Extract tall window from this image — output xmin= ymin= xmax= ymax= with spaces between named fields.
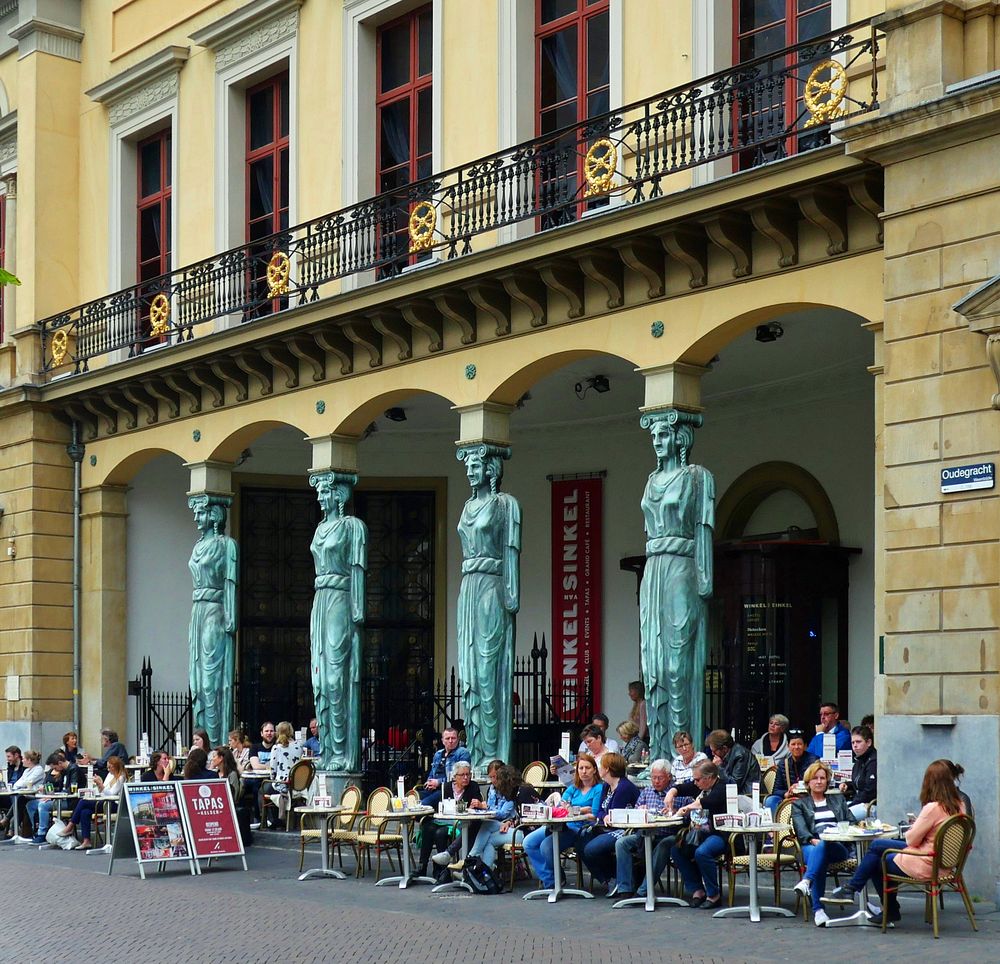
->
xmin=734 ymin=0 xmax=831 ymax=169
xmin=246 ymin=71 xmax=290 ymax=315
xmin=136 ymin=129 xmax=171 ymax=343
xmin=376 ymin=5 xmax=432 ymax=273
xmin=535 ymin=0 xmax=609 ymax=226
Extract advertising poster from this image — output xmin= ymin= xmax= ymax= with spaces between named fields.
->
xmin=127 ymin=784 xmax=191 ymax=861
xmin=178 ymin=779 xmax=244 ymax=861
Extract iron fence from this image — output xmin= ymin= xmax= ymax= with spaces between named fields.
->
xmin=128 ymin=658 xmax=193 ymax=753
xmin=39 ymin=21 xmax=881 ymax=375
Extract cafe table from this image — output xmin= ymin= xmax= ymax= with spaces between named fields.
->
xmin=294 ymin=805 xmax=346 ymax=881
xmin=712 ymin=823 xmax=796 ymax=923
xmin=820 ymin=823 xmax=897 ymax=928
xmin=3 ymin=789 xmax=41 ymax=844
xmin=86 ymin=796 xmax=119 ymax=855
xmin=32 ymin=791 xmax=79 ymax=845
xmin=608 ymin=815 xmax=687 ymax=912
xmin=431 ymin=809 xmax=496 ymax=894
xmin=521 ymin=815 xmax=595 ymax=904
xmin=374 ymin=805 xmax=437 ymax=890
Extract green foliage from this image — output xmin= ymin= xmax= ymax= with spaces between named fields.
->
xmin=0 ymin=267 xmax=20 ymax=286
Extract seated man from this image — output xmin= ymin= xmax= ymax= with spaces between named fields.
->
xmin=707 ymin=729 xmax=760 ymax=795
xmin=765 ymin=729 xmax=817 ymax=814
xmin=419 ymin=726 xmax=471 ymax=808
xmin=303 ymin=718 xmax=321 ymax=756
xmin=839 ymin=725 xmax=876 ymax=820
xmin=28 ymin=751 xmax=71 ymax=844
xmin=78 ymin=728 xmax=129 ymax=780
xmin=0 ymin=746 xmax=25 ymax=834
xmin=807 ymin=702 xmax=851 ymax=758
xmin=612 ymin=759 xmax=693 ymax=899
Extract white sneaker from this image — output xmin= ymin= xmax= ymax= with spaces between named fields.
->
xmin=431 ymin=850 xmax=452 ymax=866
xmin=794 ymin=878 xmax=811 ymax=897
xmin=250 ymin=822 xmax=261 ymax=830
xmin=814 ymin=909 xmax=830 ymax=927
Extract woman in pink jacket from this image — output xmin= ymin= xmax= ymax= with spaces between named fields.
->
xmin=824 ymin=759 xmax=968 ymax=925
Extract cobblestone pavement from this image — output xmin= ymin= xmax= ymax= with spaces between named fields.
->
xmin=0 ymin=835 xmax=995 ymax=963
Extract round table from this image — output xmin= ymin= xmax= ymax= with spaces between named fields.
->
xmin=608 ymin=816 xmax=687 ymax=912
xmin=2 ymin=789 xmax=41 ymax=844
xmin=819 ymin=825 xmax=897 ymax=928
xmin=520 ymin=815 xmax=595 ymax=904
xmin=431 ymin=810 xmax=496 ymax=894
xmin=294 ymin=805 xmax=346 ymax=881
xmin=712 ymin=823 xmax=796 ymax=923
xmin=374 ymin=805 xmax=436 ymax=890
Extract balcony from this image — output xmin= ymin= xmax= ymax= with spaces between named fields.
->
xmin=39 ymin=21 xmax=882 ymax=380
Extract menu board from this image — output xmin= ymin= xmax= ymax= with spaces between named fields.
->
xmin=177 ymin=780 xmax=245 ymax=862
xmin=110 ymin=782 xmax=197 ymax=879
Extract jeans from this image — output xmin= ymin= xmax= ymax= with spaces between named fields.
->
xmin=615 ymin=832 xmax=678 ymax=895
xmin=581 ymin=830 xmax=618 ymax=884
xmin=801 ymin=840 xmax=851 ymax=911
xmin=468 ymin=819 xmax=517 ymax=868
xmin=848 ymin=837 xmax=903 ymax=912
xmin=670 ymin=833 xmax=726 ymax=899
xmin=25 ymin=799 xmax=59 ymax=837
xmin=523 ymin=825 xmax=583 ymax=889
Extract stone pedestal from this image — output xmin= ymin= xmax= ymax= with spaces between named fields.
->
xmin=316 ymin=770 xmax=363 ymax=802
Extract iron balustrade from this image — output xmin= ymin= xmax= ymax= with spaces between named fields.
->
xmin=39 ymin=22 xmax=881 ymax=375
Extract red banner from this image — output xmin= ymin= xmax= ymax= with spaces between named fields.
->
xmin=551 ymin=477 xmax=603 ymax=715
xmin=178 ymin=780 xmax=243 ymax=860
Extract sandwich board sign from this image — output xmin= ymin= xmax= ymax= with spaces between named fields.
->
xmin=177 ymin=779 xmax=247 ymax=870
xmin=109 ymin=782 xmax=198 ymax=879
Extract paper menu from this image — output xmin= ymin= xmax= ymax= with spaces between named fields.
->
xmin=726 ymin=783 xmax=739 ymax=814
xmin=821 ymin=733 xmax=836 ymax=763
xmin=751 ymin=781 xmax=760 ymax=810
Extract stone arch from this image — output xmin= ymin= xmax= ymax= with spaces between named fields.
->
xmin=486 ymin=348 xmax=643 ymax=407
xmin=333 ymin=387 xmax=459 ymax=437
xmin=716 ymin=460 xmax=840 ymax=543
xmin=208 ymin=419 xmax=308 ymax=464
xmin=102 ymin=446 xmax=185 ymax=486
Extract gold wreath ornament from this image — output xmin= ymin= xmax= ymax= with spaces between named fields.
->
xmin=149 ymin=293 xmax=170 ymax=336
xmin=804 ymin=60 xmax=849 ymax=128
xmin=266 ymin=251 xmax=291 ymax=298
xmin=50 ymin=327 xmax=69 ymax=366
xmin=408 ymin=201 xmax=436 ymax=253
xmin=583 ymin=138 xmax=617 ymax=197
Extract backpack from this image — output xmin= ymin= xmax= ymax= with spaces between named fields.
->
xmin=462 ymin=856 xmax=502 ymax=895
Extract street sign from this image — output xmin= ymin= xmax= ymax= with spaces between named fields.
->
xmin=940 ymin=462 xmax=994 ymax=494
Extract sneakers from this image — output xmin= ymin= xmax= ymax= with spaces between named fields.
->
xmin=31 ymin=835 xmax=48 ymax=845
xmin=605 ymin=882 xmax=620 ymax=898
xmin=814 ymin=909 xmax=830 ymax=927
xmin=447 ymin=859 xmax=464 ymax=871
xmin=793 ymin=878 xmax=812 ymax=898
xmin=250 ymin=821 xmax=261 ymax=830
xmin=431 ymin=850 xmax=452 ymax=866
xmin=822 ymin=885 xmax=857 ymax=904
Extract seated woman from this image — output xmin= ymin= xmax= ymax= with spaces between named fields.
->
xmin=140 ymin=751 xmax=175 ymax=783
xmin=59 ymin=755 xmax=126 ymax=849
xmin=260 ymin=721 xmax=304 ymax=828
xmin=616 ymin=721 xmax=648 ymax=765
xmin=191 ymin=729 xmax=212 ymax=754
xmin=765 ymin=729 xmax=817 ymax=815
xmin=751 ymin=714 xmax=791 ymax=766
xmin=825 ymin=759 xmax=968 ymax=926
xmin=466 ymin=763 xmax=539 ymax=871
xmin=665 ymin=760 xmax=730 ymax=909
xmin=670 ymin=731 xmax=707 ymax=785
xmin=523 ymin=754 xmax=603 ymax=889
xmin=417 ymin=760 xmax=482 ymax=878
xmin=213 ymin=746 xmax=242 ymax=801
xmin=839 ymin=725 xmax=877 ymax=821
xmin=182 ymin=748 xmax=216 ymax=780
xmin=228 ymin=729 xmax=250 ymax=773
xmin=791 ymin=760 xmax=855 ymax=926
xmin=580 ymin=752 xmax=642 ymax=895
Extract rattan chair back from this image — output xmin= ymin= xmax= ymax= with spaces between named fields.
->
xmin=338 ymin=784 xmax=362 ymax=828
xmin=289 ymin=759 xmax=316 ymax=793
xmin=936 ymin=813 xmax=975 ymax=873
xmin=366 ymin=786 xmax=392 ymax=830
xmin=522 ymin=761 xmax=548 ymax=787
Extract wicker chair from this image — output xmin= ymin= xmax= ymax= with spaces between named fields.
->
xmin=496 ymin=825 xmax=530 ymax=892
xmin=761 ymin=767 xmax=778 ymax=796
xmin=262 ymin=758 xmax=316 ymax=830
xmin=881 ymin=813 xmax=977 ymax=938
xmin=726 ymin=798 xmax=801 ymax=907
xmin=354 ymin=787 xmax=404 ymax=881
xmin=297 ymin=783 xmax=363 ymax=872
xmin=522 ymin=761 xmax=548 ymax=789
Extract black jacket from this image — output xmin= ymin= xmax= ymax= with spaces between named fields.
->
xmin=720 ymin=743 xmax=760 ymax=795
xmin=847 ymin=747 xmax=877 ymax=804
xmin=674 ymin=777 xmax=731 ymax=839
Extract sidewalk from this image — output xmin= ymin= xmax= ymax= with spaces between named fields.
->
xmin=0 ymin=831 xmax=994 ymax=963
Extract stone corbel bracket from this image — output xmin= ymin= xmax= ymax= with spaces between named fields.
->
xmin=953 ymin=274 xmax=1000 ymax=410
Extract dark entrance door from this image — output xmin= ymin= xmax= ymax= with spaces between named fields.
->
xmin=238 ymin=486 xmax=319 ymax=731
xmin=708 ymin=540 xmax=859 ymax=745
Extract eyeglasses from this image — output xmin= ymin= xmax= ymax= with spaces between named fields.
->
xmin=674 ymin=740 xmax=692 ymax=748
xmin=787 ymin=730 xmax=804 ymax=738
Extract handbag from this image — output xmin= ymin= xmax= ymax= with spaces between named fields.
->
xmin=46 ymin=818 xmax=78 ymax=851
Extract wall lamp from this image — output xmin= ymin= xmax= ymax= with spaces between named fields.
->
xmin=384 ymin=407 xmax=407 ymax=422
xmin=755 ymin=322 xmax=784 ymax=343
xmin=574 ymin=374 xmax=611 ymax=399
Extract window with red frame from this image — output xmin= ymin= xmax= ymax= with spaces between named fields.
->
xmin=376 ymin=5 xmax=432 ymax=274
xmin=734 ymin=0 xmax=831 ymax=169
xmin=246 ymin=71 xmax=290 ymax=315
xmin=536 ymin=0 xmax=609 ymax=227
xmin=136 ymin=128 xmax=172 ymax=342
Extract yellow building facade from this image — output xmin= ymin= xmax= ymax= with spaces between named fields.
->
xmin=0 ymin=0 xmax=999 ymax=890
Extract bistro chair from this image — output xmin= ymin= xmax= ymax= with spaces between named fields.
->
xmin=264 ymin=758 xmax=316 ymax=831
xmin=727 ymin=798 xmax=801 ymax=907
xmin=761 ymin=767 xmax=778 ymax=796
xmin=297 ymin=783 xmax=363 ymax=872
xmin=497 ymin=825 xmax=531 ymax=892
xmin=522 ymin=761 xmax=548 ymax=789
xmin=354 ymin=787 xmax=404 ymax=881
xmin=881 ymin=813 xmax=977 ymax=938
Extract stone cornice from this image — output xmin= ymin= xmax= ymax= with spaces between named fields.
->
xmin=189 ymin=0 xmax=303 ymax=57
xmin=874 ymin=0 xmax=984 ymax=29
xmin=86 ymin=46 xmax=189 ymax=110
xmin=8 ymin=15 xmax=82 ymax=60
xmin=953 ymin=275 xmax=1000 ymax=334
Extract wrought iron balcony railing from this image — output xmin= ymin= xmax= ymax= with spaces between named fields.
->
xmin=39 ymin=21 xmax=881 ymax=376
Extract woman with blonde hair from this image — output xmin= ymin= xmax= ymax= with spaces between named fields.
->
xmin=59 ymin=755 xmax=127 ymax=849
xmin=616 ymin=720 xmax=648 ymax=764
xmin=260 ymin=721 xmax=303 ymax=829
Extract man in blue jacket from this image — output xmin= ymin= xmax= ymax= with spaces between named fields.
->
xmin=420 ymin=727 xmax=471 ymax=807
xmin=807 ymin=703 xmax=851 ymax=759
